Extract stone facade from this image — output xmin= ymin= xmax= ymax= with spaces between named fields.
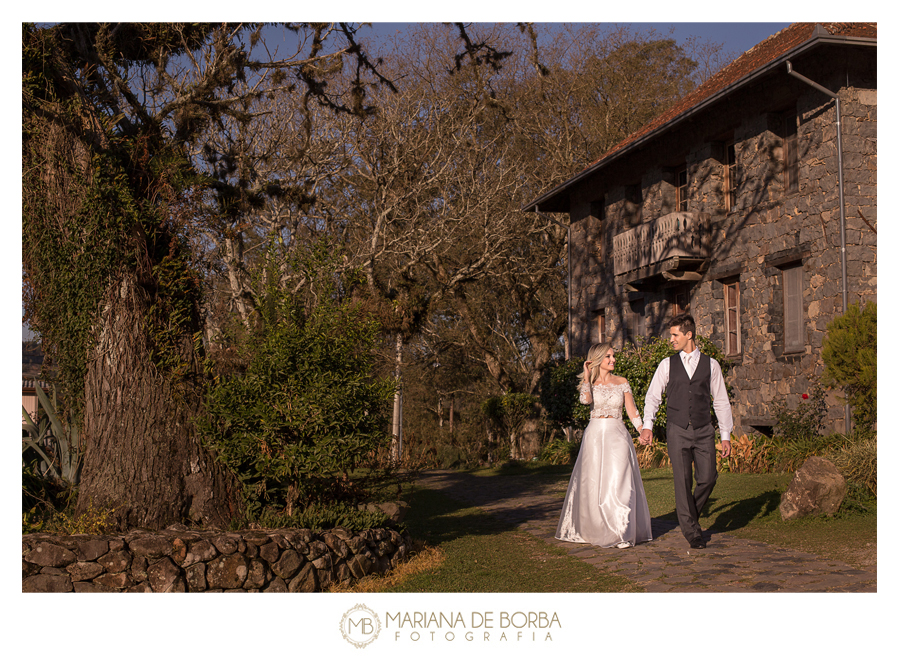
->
xmin=542 ymin=27 xmax=876 ymax=436
xmin=22 ymin=525 xmax=410 ymax=592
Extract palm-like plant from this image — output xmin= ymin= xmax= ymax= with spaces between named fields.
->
xmin=22 ymin=384 xmax=81 ymax=486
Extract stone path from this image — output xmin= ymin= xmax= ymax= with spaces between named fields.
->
xmin=414 ymin=469 xmax=877 ymax=593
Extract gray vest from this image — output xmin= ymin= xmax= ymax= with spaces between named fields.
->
xmin=666 ymin=353 xmax=713 ymax=429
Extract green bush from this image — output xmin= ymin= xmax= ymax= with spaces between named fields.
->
xmin=538 ymin=436 xmax=581 ymax=465
xmin=436 ymin=444 xmax=466 ymax=470
xmin=827 ymin=431 xmax=877 ymax=498
xmin=198 ymin=262 xmax=396 ymax=526
xmin=254 ymin=501 xmax=392 ymax=532
xmin=22 ymin=460 xmax=69 ymax=534
xmin=481 ymin=392 xmax=539 ymax=459
xmin=822 ymin=302 xmax=876 ymax=430
xmin=538 ymin=357 xmax=589 ymax=431
xmin=772 ymin=384 xmax=828 ymax=443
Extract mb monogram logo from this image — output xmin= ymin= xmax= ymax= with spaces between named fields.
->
xmin=340 ymin=604 xmax=382 ymax=648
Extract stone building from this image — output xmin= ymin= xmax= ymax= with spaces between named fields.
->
xmin=529 ymin=23 xmax=876 ymax=436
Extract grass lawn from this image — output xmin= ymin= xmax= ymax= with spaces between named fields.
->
xmin=332 ymin=461 xmax=875 ymax=592
xmin=349 ymin=486 xmax=642 ymax=593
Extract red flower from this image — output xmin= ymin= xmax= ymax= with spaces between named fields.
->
xmin=802 ymin=394 xmax=809 ymax=399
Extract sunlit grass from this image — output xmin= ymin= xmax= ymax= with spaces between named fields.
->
xmin=333 ymin=486 xmax=641 ymax=593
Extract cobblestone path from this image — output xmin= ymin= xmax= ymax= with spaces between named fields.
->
xmin=414 ymin=469 xmax=877 ymax=593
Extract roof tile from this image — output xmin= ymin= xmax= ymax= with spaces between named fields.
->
xmin=591 ymin=22 xmax=877 ymax=166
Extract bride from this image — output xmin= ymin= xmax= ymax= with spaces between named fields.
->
xmin=555 ymin=342 xmax=653 ymax=549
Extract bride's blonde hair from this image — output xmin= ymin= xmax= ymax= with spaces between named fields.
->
xmin=583 ymin=341 xmax=614 ymax=386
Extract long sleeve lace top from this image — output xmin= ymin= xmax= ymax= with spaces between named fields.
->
xmin=579 ymin=380 xmax=643 ymax=431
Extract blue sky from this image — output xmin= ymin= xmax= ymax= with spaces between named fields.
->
xmin=358 ymin=22 xmax=791 ymax=60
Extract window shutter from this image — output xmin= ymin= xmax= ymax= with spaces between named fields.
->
xmin=725 ymin=282 xmax=740 ymax=355
xmin=784 ymin=265 xmax=804 ymax=351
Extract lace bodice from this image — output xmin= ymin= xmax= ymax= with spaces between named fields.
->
xmin=580 ymin=380 xmax=632 ymax=420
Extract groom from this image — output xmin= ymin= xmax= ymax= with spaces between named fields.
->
xmin=639 ymin=314 xmax=733 ymax=550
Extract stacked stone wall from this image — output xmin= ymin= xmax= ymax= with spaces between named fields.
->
xmin=22 ymin=525 xmax=410 ymax=593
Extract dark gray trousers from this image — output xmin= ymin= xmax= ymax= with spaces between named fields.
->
xmin=666 ymin=422 xmax=718 ymax=542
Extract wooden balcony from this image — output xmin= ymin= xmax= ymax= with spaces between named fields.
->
xmin=612 ymin=211 xmax=710 ymax=289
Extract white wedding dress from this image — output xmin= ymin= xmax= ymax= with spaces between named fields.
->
xmin=555 ymin=380 xmax=653 ymax=548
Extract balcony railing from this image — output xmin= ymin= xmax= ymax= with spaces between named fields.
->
xmin=612 ymin=211 xmax=710 ymax=279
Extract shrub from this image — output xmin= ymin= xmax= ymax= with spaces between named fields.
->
xmin=21 ymin=383 xmax=82 ymax=487
xmin=827 ymin=431 xmax=877 ymax=497
xmin=822 ymin=302 xmax=876 ymax=430
xmin=254 ymin=502 xmax=392 ymax=532
xmin=772 ymin=384 xmax=828 ymax=442
xmin=538 ymin=357 xmax=589 ymax=431
xmin=481 ymin=392 xmax=539 ymax=459
xmin=538 ymin=437 xmax=580 ymax=465
xmin=198 ymin=255 xmax=396 ymax=526
xmin=401 ymin=423 xmax=499 ymax=471
xmin=22 ymin=460 xmax=69 ymax=534
xmin=635 ymin=441 xmax=671 ymax=469
xmin=51 ymin=499 xmax=118 ymax=535
xmin=22 ymin=384 xmax=83 ymax=534
xmin=718 ymin=434 xmax=776 ymax=474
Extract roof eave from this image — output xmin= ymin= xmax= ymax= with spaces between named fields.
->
xmin=527 ymin=30 xmax=876 ymax=214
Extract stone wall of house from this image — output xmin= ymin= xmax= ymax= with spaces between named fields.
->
xmin=22 ymin=525 xmax=410 ymax=593
xmin=566 ymin=48 xmax=876 ymax=436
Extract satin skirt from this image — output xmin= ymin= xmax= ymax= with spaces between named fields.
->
xmin=555 ymin=418 xmax=653 ymax=547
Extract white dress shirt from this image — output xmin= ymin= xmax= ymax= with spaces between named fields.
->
xmin=641 ymin=348 xmax=734 ymax=440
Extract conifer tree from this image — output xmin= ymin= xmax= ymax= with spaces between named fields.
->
xmin=822 ymin=302 xmax=877 ymax=431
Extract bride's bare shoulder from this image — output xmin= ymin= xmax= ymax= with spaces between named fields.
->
xmin=612 ymin=375 xmax=629 ymax=386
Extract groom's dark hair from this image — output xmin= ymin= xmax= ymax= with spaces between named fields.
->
xmin=669 ymin=313 xmax=696 ymax=339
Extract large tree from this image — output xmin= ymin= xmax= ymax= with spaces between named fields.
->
xmin=22 ymin=22 xmax=390 ymax=529
xmin=332 ymin=23 xmax=714 ymax=393
xmin=309 ymin=23 xmax=726 ymax=460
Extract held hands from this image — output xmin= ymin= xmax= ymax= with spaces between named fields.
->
xmin=639 ymin=428 xmax=653 ymax=446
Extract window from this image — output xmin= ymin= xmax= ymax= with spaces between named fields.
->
xmin=626 ymin=298 xmax=645 ymax=344
xmin=782 ymin=264 xmax=804 ymax=352
xmin=667 ymin=285 xmax=691 ymax=317
xmin=675 ymin=167 xmax=689 ymax=212
xmin=724 ymin=142 xmax=738 ymax=211
xmin=781 ymin=110 xmax=799 ymax=194
xmin=589 ymin=310 xmax=606 ymax=345
xmin=723 ymin=280 xmax=741 ymax=355
xmin=590 ymin=198 xmax=606 ymax=222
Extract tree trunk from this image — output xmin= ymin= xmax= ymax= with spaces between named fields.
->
xmin=224 ymin=236 xmax=252 ymax=330
xmin=519 ymin=418 xmax=542 ymax=460
xmin=449 ymin=396 xmax=455 ymax=434
xmin=390 ymin=333 xmax=403 ymax=463
xmin=76 ymin=274 xmax=237 ymax=530
xmin=452 ymin=288 xmax=515 ymax=392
